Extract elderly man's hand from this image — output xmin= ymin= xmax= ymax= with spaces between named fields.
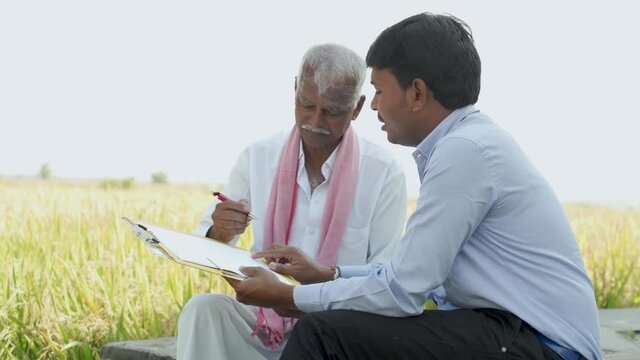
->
xmin=252 ymin=245 xmax=335 ymax=285
xmin=226 ymin=267 xmax=297 ymax=310
xmin=207 ymin=199 xmax=251 ymax=242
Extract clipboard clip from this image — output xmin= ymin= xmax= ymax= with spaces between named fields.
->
xmin=122 ymin=217 xmax=159 ymax=244
xmin=122 ymin=217 xmax=171 ymax=259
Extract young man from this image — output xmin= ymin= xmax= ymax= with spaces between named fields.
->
xmin=229 ymin=13 xmax=602 ymax=360
xmin=176 ymin=44 xmax=407 ymax=360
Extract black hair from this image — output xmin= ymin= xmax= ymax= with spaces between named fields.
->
xmin=366 ymin=13 xmax=481 ymax=110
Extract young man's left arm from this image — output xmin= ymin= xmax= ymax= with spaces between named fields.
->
xmin=230 ymin=138 xmax=496 ymax=315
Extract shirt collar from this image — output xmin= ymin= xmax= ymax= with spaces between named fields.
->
xmin=412 ymin=105 xmax=478 ymax=181
xmin=298 ymin=140 xmax=341 ymax=173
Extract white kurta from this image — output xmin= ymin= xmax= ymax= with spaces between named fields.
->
xmin=178 ymin=131 xmax=407 ymax=360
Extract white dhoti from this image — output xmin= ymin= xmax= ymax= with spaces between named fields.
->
xmin=177 ymin=293 xmax=290 ymax=360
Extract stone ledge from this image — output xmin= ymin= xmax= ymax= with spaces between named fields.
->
xmin=603 ymin=350 xmax=640 ymax=360
xmin=101 ymin=337 xmax=176 ymax=360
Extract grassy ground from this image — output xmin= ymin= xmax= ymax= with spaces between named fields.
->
xmin=1 ymin=179 xmax=638 ymax=359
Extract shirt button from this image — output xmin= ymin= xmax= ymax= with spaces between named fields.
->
xmin=501 ymin=347 xmax=507 ymax=353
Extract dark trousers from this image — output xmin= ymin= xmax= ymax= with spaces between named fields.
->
xmin=281 ymin=308 xmax=564 ymax=360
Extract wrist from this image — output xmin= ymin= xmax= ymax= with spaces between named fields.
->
xmin=330 ymin=265 xmax=340 ymax=280
xmin=276 ymin=284 xmax=296 ymax=309
xmin=205 ymin=225 xmax=216 ymax=239
xmin=318 ymin=265 xmax=338 ymax=283
xmin=206 ymin=225 xmax=233 ymax=243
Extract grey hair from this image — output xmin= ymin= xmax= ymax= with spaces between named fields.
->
xmin=296 ymin=44 xmax=366 ymax=105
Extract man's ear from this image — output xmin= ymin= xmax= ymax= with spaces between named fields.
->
xmin=407 ymin=78 xmax=429 ymax=112
xmin=352 ymin=95 xmax=366 ymax=121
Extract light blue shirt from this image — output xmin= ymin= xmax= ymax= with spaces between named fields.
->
xmin=294 ymin=105 xmax=602 ymax=360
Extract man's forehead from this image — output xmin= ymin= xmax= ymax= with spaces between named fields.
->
xmin=370 ymin=67 xmax=389 ymax=83
xmin=298 ymin=80 xmax=354 ymax=106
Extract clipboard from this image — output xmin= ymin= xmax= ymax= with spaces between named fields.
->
xmin=122 ymin=217 xmax=298 ymax=285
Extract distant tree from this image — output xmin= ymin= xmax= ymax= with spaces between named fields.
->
xmin=39 ymin=163 xmax=52 ymax=179
xmin=151 ymin=172 xmax=168 ymax=184
xmin=121 ymin=177 xmax=134 ymax=189
xmin=100 ymin=177 xmax=135 ymax=190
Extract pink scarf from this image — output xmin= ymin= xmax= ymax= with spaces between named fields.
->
xmin=252 ymin=125 xmax=360 ymax=349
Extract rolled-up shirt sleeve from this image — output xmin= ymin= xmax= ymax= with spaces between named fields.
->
xmin=294 ymin=138 xmax=497 ymax=316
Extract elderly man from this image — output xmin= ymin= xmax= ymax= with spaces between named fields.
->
xmin=229 ymin=14 xmax=602 ymax=360
xmin=176 ymin=44 xmax=407 ymax=360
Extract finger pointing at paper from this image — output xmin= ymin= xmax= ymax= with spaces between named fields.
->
xmin=252 ymin=246 xmax=335 ymax=285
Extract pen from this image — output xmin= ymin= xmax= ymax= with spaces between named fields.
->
xmin=211 ymin=191 xmax=257 ymax=220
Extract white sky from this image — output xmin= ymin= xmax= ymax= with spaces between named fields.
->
xmin=1 ymin=1 xmax=639 ymax=205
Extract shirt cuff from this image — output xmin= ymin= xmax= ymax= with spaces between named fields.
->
xmin=293 ymin=283 xmax=325 ymax=313
xmin=339 ymin=264 xmax=375 ymax=278
xmin=193 ymin=222 xmax=212 ymax=237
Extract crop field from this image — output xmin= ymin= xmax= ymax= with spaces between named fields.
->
xmin=1 ymin=179 xmax=638 ymax=359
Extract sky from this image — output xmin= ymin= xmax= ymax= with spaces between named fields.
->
xmin=1 ymin=1 xmax=639 ymax=205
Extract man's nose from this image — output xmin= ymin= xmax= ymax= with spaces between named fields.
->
xmin=370 ymin=97 xmax=378 ymax=111
xmin=308 ymin=109 xmax=325 ymax=127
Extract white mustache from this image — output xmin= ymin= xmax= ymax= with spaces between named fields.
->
xmin=301 ymin=124 xmax=331 ymax=135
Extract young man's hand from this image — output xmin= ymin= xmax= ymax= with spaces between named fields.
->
xmin=274 ymin=308 xmax=305 ymax=318
xmin=253 ymin=245 xmax=335 ymax=284
xmin=225 ymin=267 xmax=297 ymax=310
